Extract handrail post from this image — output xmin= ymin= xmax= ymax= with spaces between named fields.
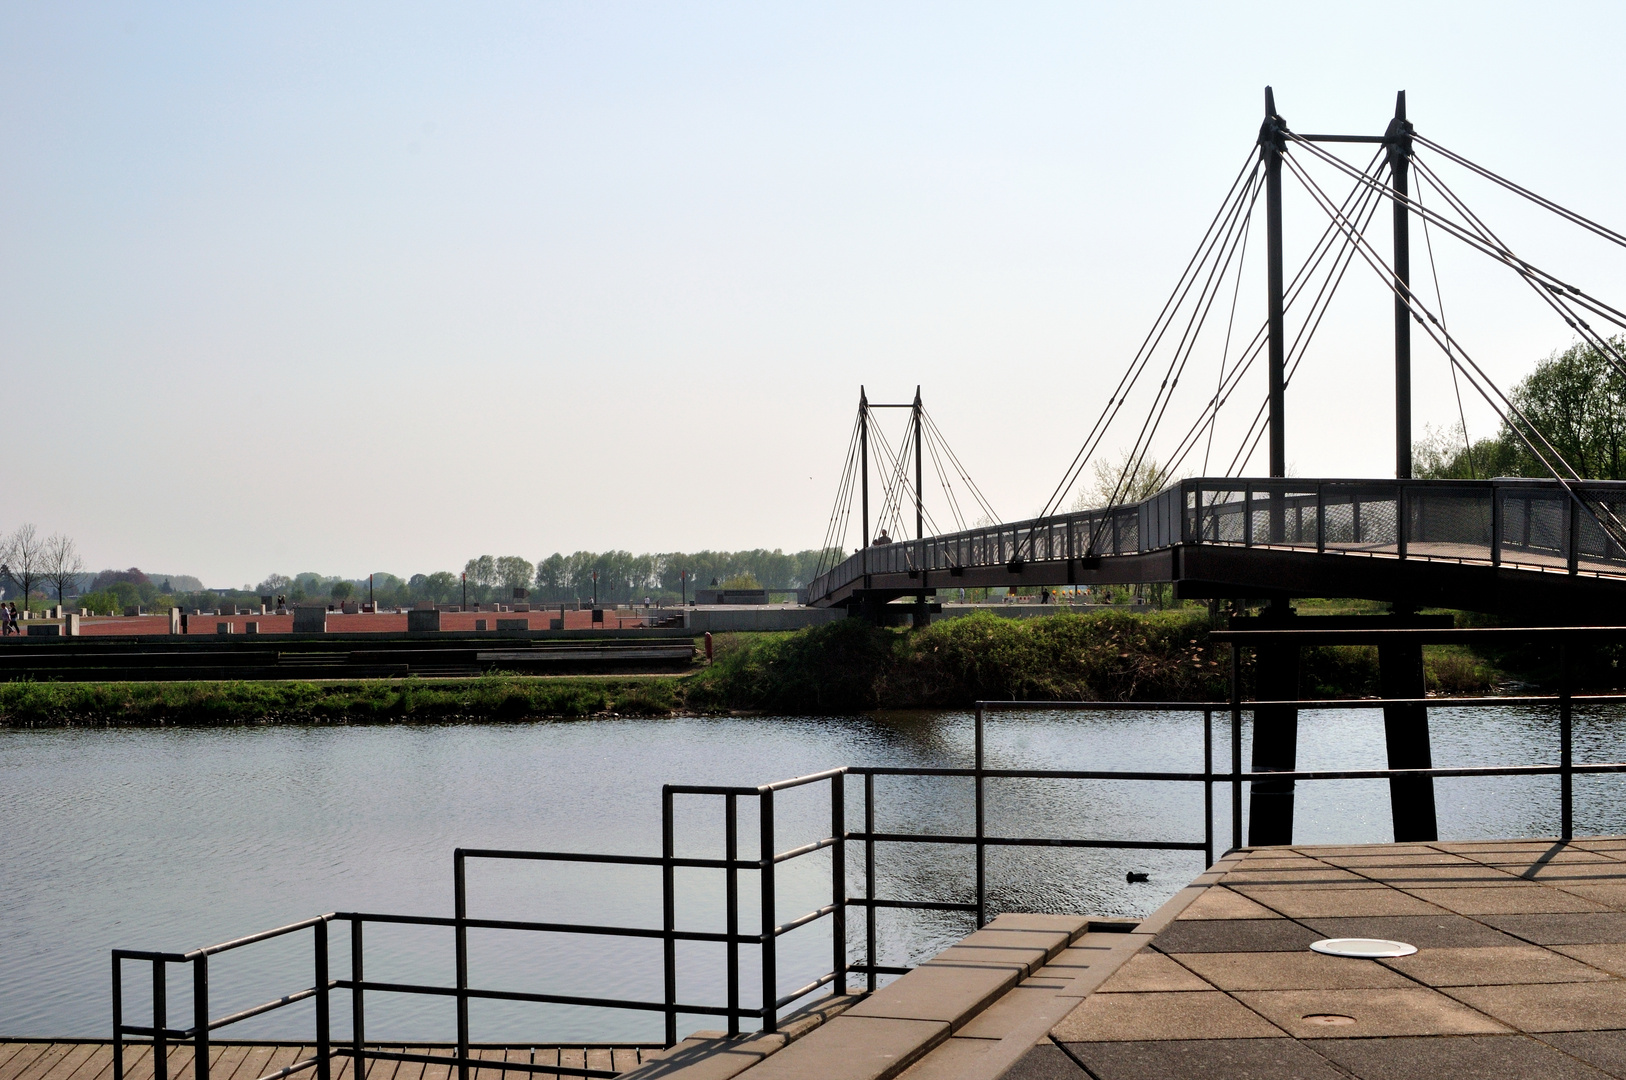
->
xmin=662 ymin=788 xmax=678 ymax=1046
xmin=1561 ymin=641 xmax=1573 ymax=840
xmin=314 ymin=921 xmax=330 ymax=1080
xmin=192 ymin=955 xmax=209 ymax=1080
xmin=830 ymin=772 xmax=847 ymax=998
xmin=864 ymin=773 xmax=877 ymax=993
xmin=975 ymin=704 xmax=987 ymax=927
xmin=350 ymin=918 xmax=365 ymax=1080
xmin=1243 ymin=485 xmax=1253 ymax=548
xmin=1230 ymin=645 xmax=1243 ymax=852
xmin=1203 ymin=709 xmax=1214 ymax=867
xmin=453 ymin=851 xmax=469 ymax=1080
xmin=760 ymin=789 xmax=777 ymax=1034
xmin=1315 ymin=486 xmax=1325 ymax=554
xmin=1568 ymin=495 xmax=1581 ymax=575
xmin=726 ymin=793 xmax=740 ymax=1037
xmin=1491 ymin=483 xmax=1503 ymax=566
xmin=153 ymin=960 xmax=168 ymax=1080
xmin=112 ymin=956 xmax=124 ymax=1080
xmin=1397 ymin=482 xmax=1408 ymax=559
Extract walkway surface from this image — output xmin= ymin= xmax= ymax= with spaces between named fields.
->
xmin=0 ymin=1043 xmax=658 ymax=1080
xmin=1015 ymin=836 xmax=1626 ymax=1079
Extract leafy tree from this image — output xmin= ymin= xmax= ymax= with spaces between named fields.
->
xmin=331 ymin=581 xmax=355 ymax=601
xmin=496 ymin=556 xmax=534 ymax=594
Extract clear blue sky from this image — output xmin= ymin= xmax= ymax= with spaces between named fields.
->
xmin=3 ymin=2 xmax=1623 ymax=586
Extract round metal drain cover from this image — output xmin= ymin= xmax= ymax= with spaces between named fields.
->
xmin=1302 ymin=1014 xmax=1357 ymax=1026
xmin=1310 ymin=937 xmax=1417 ymax=958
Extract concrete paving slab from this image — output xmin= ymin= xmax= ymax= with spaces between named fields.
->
xmin=1553 ymin=943 xmax=1626 ymax=977
xmin=1319 ymin=852 xmax=1477 ymax=867
xmin=925 ymin=945 xmax=1047 ymax=976
xmin=1234 ymin=987 xmax=1508 ymax=1039
xmin=1218 ymin=868 xmax=1370 ymax=886
xmin=1171 ymin=950 xmax=1413 ymax=991
xmin=1445 ymin=979 xmax=1626 ymax=1032
xmin=1059 ymin=1038 xmax=1346 ymax=1079
xmin=1092 ymin=950 xmax=1210 ymax=993
xmin=955 ymin=982 xmax=1093 ymax=1041
xmin=845 ymin=962 xmax=1021 ymax=1029
xmin=1170 ymin=887 xmax=1279 ymax=920
xmin=1538 ymin=1031 xmax=1626 ymax=1078
xmin=1558 ymin=882 xmax=1626 ymax=909
xmin=1232 ymin=886 xmax=1447 ymax=918
xmin=1131 ymin=887 xmax=1207 ymax=936
xmin=1339 ymin=864 xmax=1524 ymax=885
xmin=1480 ymin=911 xmax=1626 ymax=945
xmin=621 ymin=1033 xmax=788 ymax=1079
xmin=737 ymin=1016 xmax=948 ymax=1080
xmin=981 ymin=1044 xmax=1087 ymax=1079
xmin=1403 ymin=885 xmax=1611 ymax=915
xmin=1050 ymin=991 xmax=1285 ymax=1042
xmin=1298 ymin=914 xmax=1524 ymax=949
xmin=1312 ymin=1034 xmax=1616 ymax=1080
xmin=1148 ymin=918 xmax=1323 ymax=954
xmin=980 ymin=913 xmax=1090 ymax=936
xmin=1298 ymin=844 xmax=1444 ymax=857
xmin=1382 ymin=944 xmax=1613 ymax=987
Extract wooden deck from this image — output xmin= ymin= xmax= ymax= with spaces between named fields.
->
xmin=0 ymin=1044 xmax=661 ymax=1080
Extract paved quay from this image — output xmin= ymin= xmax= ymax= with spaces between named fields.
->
xmin=638 ymin=836 xmax=1626 ymax=1080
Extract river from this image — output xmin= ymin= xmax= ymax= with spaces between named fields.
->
xmin=3 ymin=706 xmax=1624 ymax=1043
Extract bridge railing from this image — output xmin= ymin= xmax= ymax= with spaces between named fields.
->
xmin=806 ymin=477 xmax=1626 ymax=604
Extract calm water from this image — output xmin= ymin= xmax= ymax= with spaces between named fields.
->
xmin=4 ymin=706 xmax=1626 ymax=1043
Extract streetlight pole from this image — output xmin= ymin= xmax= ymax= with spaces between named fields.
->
xmin=461 ymin=572 xmax=467 ymax=610
xmin=592 ymin=570 xmax=599 ymax=607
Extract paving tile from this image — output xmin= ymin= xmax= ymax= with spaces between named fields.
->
xmin=1148 ymin=918 xmax=1322 ymax=954
xmin=1134 ymin=887 xmax=1208 ymax=935
xmin=1554 ymin=943 xmax=1626 ymax=977
xmin=1094 ymin=950 xmax=1210 ymax=993
xmin=1173 ymin=887 xmax=1280 ymax=921
xmin=927 ymin=944 xmax=1047 ymax=976
xmin=1299 ymin=914 xmax=1523 ymax=949
xmin=983 ymin=1043 xmax=1087 ymax=1079
xmin=1404 ymin=885 xmax=1609 ymax=915
xmin=1050 ymin=991 xmax=1285 ymax=1042
xmin=1383 ymin=944 xmax=1613 ymax=987
xmin=957 ymin=981 xmax=1097 ymax=1040
xmin=1172 ymin=950 xmax=1413 ymax=991
xmin=846 ymin=961 xmax=1021 ymax=1029
xmin=1232 ymin=886 xmax=1446 ymax=919
xmin=739 ymin=1016 xmax=949 ymax=1080
xmin=1060 ymin=1037 xmax=1348 ymax=1079
xmin=1480 ymin=912 xmax=1626 ymax=945
xmin=1343 ymin=864 xmax=1524 ymax=886
xmin=1297 ymin=844 xmax=1444 ymax=858
xmin=1558 ymin=882 xmax=1626 ymax=910
xmin=1446 ymin=980 xmax=1626 ymax=1032
xmin=1234 ymin=987 xmax=1508 ymax=1038
xmin=1313 ymin=1034 xmax=1615 ymax=1080
xmin=1539 ymin=1031 xmax=1626 ymax=1078
xmin=1321 ymin=852 xmax=1477 ymax=867
xmin=1219 ymin=868 xmax=1371 ymax=887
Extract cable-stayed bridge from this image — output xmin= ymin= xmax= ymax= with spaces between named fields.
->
xmin=806 ymin=88 xmax=1626 ymax=627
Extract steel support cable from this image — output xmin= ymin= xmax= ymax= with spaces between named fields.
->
xmin=1204 ymin=171 xmax=1257 ymax=475
xmin=1415 ymin=176 xmax=1478 ymax=478
xmin=1281 ymin=151 xmax=1626 ymax=549
xmin=1289 ymin=133 xmax=1626 ymax=338
xmin=814 ymin=411 xmax=863 ymax=578
xmin=921 ymin=422 xmax=967 ymax=534
xmin=1083 ymin=164 xmax=1267 ymax=555
xmin=1050 ymin=163 xmax=1263 ymax=562
xmin=869 ymin=415 xmax=949 ymax=541
xmin=868 ymin=418 xmax=911 ymax=537
xmin=1181 ymin=154 xmax=1390 ymax=480
xmin=1036 ymin=149 xmax=1264 ymax=524
xmin=1413 ymin=133 xmax=1626 ymax=251
xmin=1163 ymin=149 xmax=1390 ymax=480
xmin=921 ymin=411 xmax=1001 ymax=526
xmin=1411 ymin=154 xmax=1626 ymax=384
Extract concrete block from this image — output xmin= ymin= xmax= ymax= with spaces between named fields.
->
xmin=740 ymin=1015 xmax=949 ymax=1080
xmin=474 ymin=618 xmax=488 ymax=631
xmin=292 ymin=606 xmax=328 ymax=634
xmin=244 ymin=622 xmax=259 ymax=635
xmin=496 ymin=618 xmax=528 ymax=630
xmin=549 ymin=618 xmax=564 ymax=630
xmin=123 ymin=607 xmax=142 ymax=617
xmin=340 ymin=601 xmax=359 ymax=615
xmin=169 ymin=608 xmax=182 ymax=635
xmin=217 ymin=622 xmax=231 ymax=634
xmin=64 ymin=613 xmax=79 ymax=636
xmin=220 ymin=602 xmax=238 ymax=616
xmin=25 ymin=624 xmax=60 ymax=636
xmin=407 ymin=609 xmax=441 ymax=632
xmin=846 ymin=962 xmax=1021 ymax=1029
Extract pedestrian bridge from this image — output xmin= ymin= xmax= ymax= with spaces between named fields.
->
xmin=806 ymin=476 xmax=1626 ymax=623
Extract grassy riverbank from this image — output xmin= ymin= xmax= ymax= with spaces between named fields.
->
xmin=0 ymin=609 xmax=1546 ymax=727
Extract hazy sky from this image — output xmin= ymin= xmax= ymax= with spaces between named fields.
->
xmin=4 ymin=3 xmax=1624 ymax=586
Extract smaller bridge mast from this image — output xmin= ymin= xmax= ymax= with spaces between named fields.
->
xmin=1387 ymin=90 xmax=1415 ymax=479
xmin=1262 ymin=86 xmax=1288 ymax=479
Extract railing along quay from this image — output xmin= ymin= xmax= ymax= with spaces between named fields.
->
xmin=113 ymin=643 xmax=1626 ymax=1080
xmin=807 ymin=476 xmax=1626 ymax=603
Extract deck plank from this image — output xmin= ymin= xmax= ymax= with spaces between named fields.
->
xmin=27 ymin=1044 xmax=100 ymax=1080
xmin=0 ymin=1044 xmax=61 ymax=1080
xmin=0 ymin=1048 xmax=645 ymax=1080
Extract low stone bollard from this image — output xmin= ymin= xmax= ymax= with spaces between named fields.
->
xmin=26 ymin=624 xmax=60 ymax=636
xmin=496 ymin=618 xmax=528 ymax=630
xmin=292 ymin=606 xmax=328 ymax=633
xmin=217 ymin=622 xmax=232 ymax=634
xmin=244 ymin=621 xmax=259 ymax=634
xmin=65 ymin=614 xmax=80 ymax=637
xmin=407 ymin=608 xmax=441 ymax=632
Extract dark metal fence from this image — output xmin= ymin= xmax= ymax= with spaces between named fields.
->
xmin=806 ymin=476 xmax=1626 ymax=602
xmin=114 ymin=667 xmax=1626 ymax=1080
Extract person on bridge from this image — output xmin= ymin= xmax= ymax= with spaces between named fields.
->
xmin=872 ymin=530 xmax=892 ymax=546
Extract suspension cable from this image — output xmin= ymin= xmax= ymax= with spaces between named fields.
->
xmin=1415 ymin=175 xmax=1477 ymax=478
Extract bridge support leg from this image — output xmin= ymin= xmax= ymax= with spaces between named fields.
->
xmin=1247 ymin=605 xmax=1299 ymax=847
xmin=1379 ymin=641 xmax=1437 ymax=841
